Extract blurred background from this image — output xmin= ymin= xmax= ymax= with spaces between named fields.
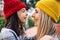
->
xmin=0 ymin=0 xmax=5 ymax=31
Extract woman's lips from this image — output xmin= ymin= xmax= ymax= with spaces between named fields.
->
xmin=32 ymin=16 xmax=35 ymax=20
xmin=24 ymin=17 xmax=27 ymax=19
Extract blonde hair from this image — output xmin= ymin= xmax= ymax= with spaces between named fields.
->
xmin=37 ymin=10 xmax=55 ymax=40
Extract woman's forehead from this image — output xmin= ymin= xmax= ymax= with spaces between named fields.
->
xmin=35 ymin=8 xmax=40 ymax=11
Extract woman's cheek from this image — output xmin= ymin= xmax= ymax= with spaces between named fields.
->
xmin=35 ymin=14 xmax=39 ymax=20
xmin=22 ymin=13 xmax=26 ymax=23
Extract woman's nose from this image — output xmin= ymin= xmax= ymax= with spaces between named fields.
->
xmin=32 ymin=14 xmax=35 ymax=18
xmin=26 ymin=13 xmax=28 ymax=16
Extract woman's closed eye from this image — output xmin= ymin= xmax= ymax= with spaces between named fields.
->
xmin=35 ymin=9 xmax=38 ymax=13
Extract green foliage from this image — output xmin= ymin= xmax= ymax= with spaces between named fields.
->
xmin=57 ymin=17 xmax=60 ymax=23
xmin=0 ymin=17 xmax=6 ymax=31
xmin=28 ymin=16 xmax=34 ymax=28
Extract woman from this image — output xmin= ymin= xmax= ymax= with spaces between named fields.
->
xmin=0 ymin=0 xmax=33 ymax=40
xmin=32 ymin=0 xmax=60 ymax=40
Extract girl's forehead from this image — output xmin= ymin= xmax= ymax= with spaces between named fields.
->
xmin=20 ymin=8 xmax=26 ymax=11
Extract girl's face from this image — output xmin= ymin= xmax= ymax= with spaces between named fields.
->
xmin=17 ymin=8 xmax=28 ymax=23
xmin=32 ymin=8 xmax=40 ymax=21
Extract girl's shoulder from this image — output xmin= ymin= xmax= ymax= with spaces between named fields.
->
xmin=1 ymin=28 xmax=14 ymax=37
xmin=0 ymin=28 xmax=18 ymax=40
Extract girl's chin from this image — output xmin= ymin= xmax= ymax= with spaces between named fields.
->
xmin=22 ymin=21 xmax=26 ymax=23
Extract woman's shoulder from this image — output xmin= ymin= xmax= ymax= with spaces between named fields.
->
xmin=1 ymin=28 xmax=14 ymax=37
xmin=0 ymin=28 xmax=18 ymax=40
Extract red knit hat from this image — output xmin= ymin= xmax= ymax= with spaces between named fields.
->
xmin=4 ymin=0 xmax=27 ymax=19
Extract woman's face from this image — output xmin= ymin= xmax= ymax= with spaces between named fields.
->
xmin=32 ymin=8 xmax=40 ymax=21
xmin=17 ymin=8 xmax=28 ymax=23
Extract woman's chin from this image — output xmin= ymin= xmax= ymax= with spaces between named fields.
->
xmin=22 ymin=21 xmax=26 ymax=24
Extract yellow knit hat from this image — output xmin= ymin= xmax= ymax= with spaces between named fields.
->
xmin=57 ymin=0 xmax=60 ymax=17
xmin=35 ymin=0 xmax=60 ymax=23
